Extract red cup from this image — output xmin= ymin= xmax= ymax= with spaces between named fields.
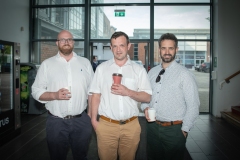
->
xmin=112 ymin=73 xmax=122 ymax=84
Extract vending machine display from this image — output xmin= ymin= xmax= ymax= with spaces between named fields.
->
xmin=0 ymin=40 xmax=21 ymax=146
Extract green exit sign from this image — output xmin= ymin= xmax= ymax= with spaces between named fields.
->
xmin=115 ymin=9 xmax=125 ymax=17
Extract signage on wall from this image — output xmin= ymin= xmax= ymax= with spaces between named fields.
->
xmin=114 ymin=9 xmax=125 ymax=17
xmin=214 ymin=57 xmax=217 ymax=67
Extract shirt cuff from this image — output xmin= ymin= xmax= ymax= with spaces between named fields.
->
xmin=181 ymin=125 xmax=190 ymax=132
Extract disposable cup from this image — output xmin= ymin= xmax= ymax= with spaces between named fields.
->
xmin=64 ymin=86 xmax=71 ymax=98
xmin=148 ymin=108 xmax=156 ymax=122
xmin=112 ymin=73 xmax=122 ymax=84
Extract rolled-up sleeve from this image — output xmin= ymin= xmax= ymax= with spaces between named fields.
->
xmin=138 ymin=68 xmax=152 ymax=95
xmin=31 ymin=63 xmax=48 ymax=103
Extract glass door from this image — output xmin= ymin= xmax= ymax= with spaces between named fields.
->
xmin=154 ymin=40 xmax=210 ymax=113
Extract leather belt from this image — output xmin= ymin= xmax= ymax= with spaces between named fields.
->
xmin=48 ymin=111 xmax=82 ymax=119
xmin=156 ymin=120 xmax=182 ymax=126
xmin=100 ymin=115 xmax=137 ymax=125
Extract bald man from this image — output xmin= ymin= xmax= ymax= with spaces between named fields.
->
xmin=32 ymin=30 xmax=94 ymax=160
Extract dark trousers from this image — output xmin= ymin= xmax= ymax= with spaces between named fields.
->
xmin=146 ymin=122 xmax=186 ymax=160
xmin=46 ymin=111 xmax=92 ymax=160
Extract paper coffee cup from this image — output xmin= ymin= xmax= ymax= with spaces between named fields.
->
xmin=112 ymin=73 xmax=122 ymax=84
xmin=64 ymin=86 xmax=71 ymax=98
xmin=148 ymin=108 xmax=156 ymax=122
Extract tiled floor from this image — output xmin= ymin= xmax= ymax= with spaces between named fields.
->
xmin=0 ymin=113 xmax=240 ymax=160
xmin=187 ymin=114 xmax=240 ymax=160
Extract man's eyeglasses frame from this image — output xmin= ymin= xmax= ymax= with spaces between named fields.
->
xmin=57 ymin=38 xmax=74 ymax=44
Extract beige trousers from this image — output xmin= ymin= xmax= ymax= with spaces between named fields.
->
xmin=95 ymin=117 xmax=141 ymax=160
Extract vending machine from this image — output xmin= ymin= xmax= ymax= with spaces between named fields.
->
xmin=0 ymin=40 xmax=21 ymax=146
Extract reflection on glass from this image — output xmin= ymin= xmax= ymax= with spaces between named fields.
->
xmin=154 ymin=41 xmax=209 ymax=68
xmin=92 ymin=42 xmax=147 ymax=67
xmin=154 ymin=6 xmax=210 ymax=37
xmin=154 ymin=0 xmax=210 ymax=2
xmin=91 ymin=0 xmax=149 ymax=3
xmin=0 ymin=45 xmax=12 ymax=73
xmin=0 ymin=43 xmax=13 ymax=112
xmin=91 ymin=6 xmax=150 ymax=38
xmin=32 ymin=41 xmax=84 ymax=63
xmin=36 ymin=0 xmax=85 ymax=5
xmin=34 ymin=7 xmax=84 ymax=39
xmin=154 ymin=41 xmax=210 ymax=112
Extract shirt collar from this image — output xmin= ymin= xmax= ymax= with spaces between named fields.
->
xmin=108 ymin=56 xmax=132 ymax=66
xmin=160 ymin=60 xmax=177 ymax=70
xmin=56 ymin=51 xmax=77 ymax=59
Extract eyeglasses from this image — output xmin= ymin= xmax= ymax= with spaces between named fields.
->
xmin=155 ymin=69 xmax=165 ymax=83
xmin=57 ymin=38 xmax=74 ymax=44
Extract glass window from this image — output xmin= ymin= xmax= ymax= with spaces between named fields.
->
xmin=91 ymin=0 xmax=149 ymax=3
xmin=154 ymin=6 xmax=210 ymax=39
xmin=154 ymin=0 xmax=210 ymax=2
xmin=91 ymin=6 xmax=150 ymax=39
xmin=196 ymin=51 xmax=205 ymax=59
xmin=35 ymin=0 xmax=85 ymax=5
xmin=154 ymin=41 xmax=209 ymax=68
xmin=185 ymin=51 xmax=194 ymax=59
xmin=33 ymin=7 xmax=84 ymax=39
xmin=32 ymin=41 xmax=84 ymax=63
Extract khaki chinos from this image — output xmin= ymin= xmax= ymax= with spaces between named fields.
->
xmin=96 ymin=117 xmax=141 ymax=160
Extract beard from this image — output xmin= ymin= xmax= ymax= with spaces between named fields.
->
xmin=58 ymin=44 xmax=73 ymax=56
xmin=160 ymin=52 xmax=176 ymax=63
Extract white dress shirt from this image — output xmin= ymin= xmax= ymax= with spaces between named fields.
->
xmin=89 ymin=58 xmax=152 ymax=120
xmin=141 ymin=61 xmax=200 ymax=132
xmin=32 ymin=52 xmax=94 ymax=118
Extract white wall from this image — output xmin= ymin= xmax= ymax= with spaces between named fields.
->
xmin=0 ymin=0 xmax=29 ymax=62
xmin=212 ymin=0 xmax=240 ymax=117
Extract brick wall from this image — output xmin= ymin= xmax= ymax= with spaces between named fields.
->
xmin=41 ymin=42 xmax=58 ymax=62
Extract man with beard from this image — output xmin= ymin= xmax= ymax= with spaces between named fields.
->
xmin=32 ymin=30 xmax=94 ymax=160
xmin=141 ymin=33 xmax=200 ymax=160
xmin=90 ymin=31 xmax=152 ymax=160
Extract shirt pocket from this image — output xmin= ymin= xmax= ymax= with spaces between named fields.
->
xmin=124 ymin=78 xmax=137 ymax=91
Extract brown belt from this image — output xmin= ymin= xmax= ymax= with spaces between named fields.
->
xmin=156 ymin=120 xmax=182 ymax=126
xmin=100 ymin=115 xmax=137 ymax=125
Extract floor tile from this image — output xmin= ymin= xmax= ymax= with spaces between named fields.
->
xmin=195 ymin=141 xmax=225 ymax=157
xmin=190 ymin=153 xmax=208 ymax=160
xmin=196 ymin=124 xmax=212 ymax=132
xmin=206 ymin=155 xmax=228 ymax=160
xmin=1 ymin=113 xmax=240 ymax=160
xmin=189 ymin=131 xmax=209 ymax=141
xmin=186 ymin=139 xmax=203 ymax=153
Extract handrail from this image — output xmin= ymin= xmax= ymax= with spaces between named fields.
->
xmin=219 ymin=70 xmax=240 ymax=89
xmin=225 ymin=70 xmax=240 ymax=83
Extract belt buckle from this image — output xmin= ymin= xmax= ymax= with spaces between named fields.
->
xmin=119 ymin=120 xmax=126 ymax=125
xmin=64 ymin=115 xmax=72 ymax=119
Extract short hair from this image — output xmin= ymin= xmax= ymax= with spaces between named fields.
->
xmin=158 ymin=33 xmax=178 ymax=48
xmin=110 ymin=31 xmax=130 ymax=45
xmin=93 ymin=55 xmax=97 ymax=60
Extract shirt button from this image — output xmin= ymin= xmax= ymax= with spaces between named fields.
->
xmin=155 ymin=101 xmax=157 ymax=103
